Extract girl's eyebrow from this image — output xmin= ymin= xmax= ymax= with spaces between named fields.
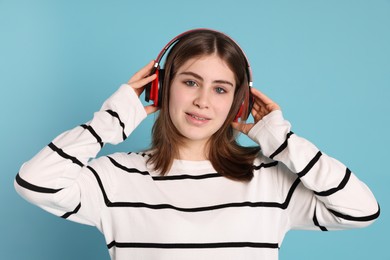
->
xmin=178 ymin=71 xmax=234 ymax=88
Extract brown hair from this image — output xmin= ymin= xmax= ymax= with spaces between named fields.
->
xmin=147 ymin=29 xmax=260 ymax=181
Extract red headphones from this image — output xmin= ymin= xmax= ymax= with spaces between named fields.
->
xmin=144 ymin=28 xmax=254 ymax=122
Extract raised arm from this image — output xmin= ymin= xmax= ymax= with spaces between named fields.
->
xmin=15 ymin=61 xmax=157 ymax=226
xmin=235 ymin=88 xmax=379 ymax=230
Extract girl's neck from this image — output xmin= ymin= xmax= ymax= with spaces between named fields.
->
xmin=177 ymin=140 xmax=209 ymax=161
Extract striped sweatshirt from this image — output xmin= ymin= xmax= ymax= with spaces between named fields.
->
xmin=15 ymin=84 xmax=380 ymax=260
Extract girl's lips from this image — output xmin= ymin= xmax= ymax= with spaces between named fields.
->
xmin=185 ymin=112 xmax=211 ymax=125
xmin=186 ymin=112 xmax=210 ymax=120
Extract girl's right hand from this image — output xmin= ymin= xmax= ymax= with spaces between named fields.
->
xmin=127 ymin=60 xmax=158 ymax=115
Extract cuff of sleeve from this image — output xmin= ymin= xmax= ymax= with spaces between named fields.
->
xmin=247 ymin=110 xmax=291 ymax=156
xmin=99 ymin=84 xmax=147 ymax=143
xmin=117 ymin=84 xmax=147 ymax=136
xmin=247 ymin=110 xmax=284 ymax=140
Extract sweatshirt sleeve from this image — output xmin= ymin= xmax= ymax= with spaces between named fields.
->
xmin=248 ymin=110 xmax=380 ymax=231
xmin=15 ymin=84 xmax=147 ymax=226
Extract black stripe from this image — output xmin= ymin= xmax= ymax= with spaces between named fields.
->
xmin=108 ymin=156 xmax=223 ymax=181
xmin=88 ymin=164 xmax=302 ymax=212
xmin=107 ymin=178 xmax=299 ymax=211
xmin=120 ymin=154 xmax=277 ymax=181
xmin=87 ymin=166 xmax=111 ymax=206
xmin=81 ymin=124 xmax=103 ymax=148
xmin=313 ymin=206 xmax=328 ymax=231
xmin=107 ymin=156 xmax=150 ymax=176
xmin=253 ymin=161 xmax=278 ymax=170
xmin=140 ymin=152 xmax=151 ymax=158
xmin=15 ymin=173 xmax=62 ymax=194
xmin=297 ymin=151 xmax=322 ymax=178
xmin=153 ymin=173 xmax=222 ymax=181
xmin=127 ymin=152 xmax=151 ymax=158
xmin=107 ymin=200 xmax=286 ymax=211
xmin=328 ymin=204 xmax=381 ymax=222
xmin=105 ymin=110 xmax=126 ymax=141
xmin=107 ymin=241 xmax=279 ymax=250
xmin=269 ymin=131 xmax=294 ymax=159
xmin=48 ymin=142 xmax=84 ymax=167
xmin=314 ymin=168 xmax=351 ymax=196
xmin=61 ymin=202 xmax=81 ymax=219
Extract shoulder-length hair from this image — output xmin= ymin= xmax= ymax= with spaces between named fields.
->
xmin=147 ymin=29 xmax=260 ymax=181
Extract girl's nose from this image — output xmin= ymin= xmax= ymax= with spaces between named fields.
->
xmin=193 ymin=89 xmax=210 ymax=109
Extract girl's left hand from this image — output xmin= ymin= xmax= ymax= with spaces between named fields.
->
xmin=232 ymin=87 xmax=281 ymax=135
xmin=127 ymin=60 xmax=159 ymax=115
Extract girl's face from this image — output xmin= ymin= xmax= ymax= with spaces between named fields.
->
xmin=169 ymin=54 xmax=236 ymax=148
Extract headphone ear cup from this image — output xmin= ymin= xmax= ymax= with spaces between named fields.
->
xmin=234 ymin=103 xmax=245 ymax=122
xmin=149 ymin=69 xmax=160 ymax=106
xmin=144 ymin=80 xmax=152 ymax=103
xmin=145 ymin=67 xmax=159 ymax=104
xmin=157 ymin=69 xmax=165 ymax=107
xmin=147 ymin=68 xmax=164 ymax=107
xmin=234 ymin=88 xmax=253 ymax=122
xmin=248 ymin=92 xmax=254 ymax=115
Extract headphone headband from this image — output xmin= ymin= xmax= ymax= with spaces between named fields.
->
xmin=152 ymin=28 xmax=253 ymax=87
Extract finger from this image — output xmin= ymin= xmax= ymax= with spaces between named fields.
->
xmin=231 ymin=122 xmax=254 ymax=135
xmin=131 ymin=60 xmax=155 ymax=81
xmin=128 ymin=60 xmax=155 ymax=84
xmin=251 ymin=107 xmax=265 ymax=122
xmin=144 ymin=104 xmax=159 ymax=115
xmin=252 ymin=101 xmax=261 ymax=111
xmin=251 ymin=88 xmax=281 ymax=111
xmin=130 ymin=73 xmax=157 ymax=90
xmin=251 ymin=88 xmax=276 ymax=106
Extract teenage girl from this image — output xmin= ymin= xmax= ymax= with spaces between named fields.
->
xmin=15 ymin=29 xmax=379 ymax=260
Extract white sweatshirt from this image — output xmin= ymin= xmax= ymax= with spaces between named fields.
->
xmin=15 ymin=84 xmax=379 ymax=260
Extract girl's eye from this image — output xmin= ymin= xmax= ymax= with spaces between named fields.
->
xmin=215 ymin=87 xmax=227 ymax=94
xmin=184 ymin=80 xmax=197 ymax=87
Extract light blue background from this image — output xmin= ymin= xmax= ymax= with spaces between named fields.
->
xmin=1 ymin=0 xmax=389 ymax=259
